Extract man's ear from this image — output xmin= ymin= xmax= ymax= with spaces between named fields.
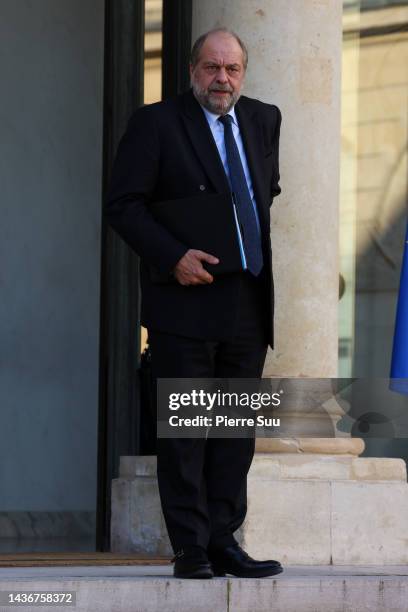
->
xmin=189 ymin=63 xmax=193 ymax=78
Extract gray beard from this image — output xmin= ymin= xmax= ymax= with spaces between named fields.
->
xmin=191 ymin=76 xmax=241 ymax=115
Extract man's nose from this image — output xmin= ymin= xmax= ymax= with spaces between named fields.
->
xmin=216 ymin=67 xmax=228 ymax=82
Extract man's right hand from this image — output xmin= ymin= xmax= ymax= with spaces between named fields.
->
xmin=173 ymin=249 xmax=219 ymax=286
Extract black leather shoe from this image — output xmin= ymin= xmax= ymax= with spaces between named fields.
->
xmin=171 ymin=547 xmax=214 ymax=579
xmin=208 ymin=544 xmax=283 ymax=578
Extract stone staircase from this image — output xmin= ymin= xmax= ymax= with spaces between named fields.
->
xmin=1 ymin=564 xmax=408 ymax=611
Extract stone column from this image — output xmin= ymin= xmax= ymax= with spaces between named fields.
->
xmin=187 ymin=0 xmax=408 ymax=564
xmin=192 ymin=0 xmax=341 ymax=377
xmin=192 ymin=0 xmax=361 ymax=455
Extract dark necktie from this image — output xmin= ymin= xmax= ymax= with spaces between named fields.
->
xmin=218 ymin=114 xmax=263 ymax=276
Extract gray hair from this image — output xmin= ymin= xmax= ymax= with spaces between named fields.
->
xmin=190 ymin=27 xmax=248 ymax=70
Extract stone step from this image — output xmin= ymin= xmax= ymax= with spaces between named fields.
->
xmin=0 ymin=565 xmax=408 ymax=612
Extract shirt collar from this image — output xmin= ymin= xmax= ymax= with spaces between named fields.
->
xmin=200 ymin=104 xmax=237 ymax=128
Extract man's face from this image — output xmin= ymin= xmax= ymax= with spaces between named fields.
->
xmin=190 ymin=33 xmax=246 ymax=115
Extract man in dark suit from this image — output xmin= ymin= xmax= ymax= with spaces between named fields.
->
xmin=105 ymin=27 xmax=283 ymax=579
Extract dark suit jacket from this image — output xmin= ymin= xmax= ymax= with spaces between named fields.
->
xmin=104 ymin=88 xmax=282 ymax=348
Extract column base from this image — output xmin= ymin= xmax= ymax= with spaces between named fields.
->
xmin=243 ymin=453 xmax=408 ymax=565
xmin=255 ymin=438 xmax=365 ymax=455
xmin=111 ymin=454 xmax=408 ymax=564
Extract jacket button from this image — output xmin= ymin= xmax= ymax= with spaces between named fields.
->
xmin=199 ymin=184 xmax=206 ymax=191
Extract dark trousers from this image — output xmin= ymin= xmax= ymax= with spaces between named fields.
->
xmin=148 ymin=271 xmax=269 ymax=553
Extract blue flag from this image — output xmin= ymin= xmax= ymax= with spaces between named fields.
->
xmin=390 ymin=222 xmax=408 ymax=394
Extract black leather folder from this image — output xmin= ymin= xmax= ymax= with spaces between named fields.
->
xmin=150 ymin=192 xmax=243 ymax=276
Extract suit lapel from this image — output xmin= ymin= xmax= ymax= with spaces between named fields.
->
xmin=179 ymin=90 xmax=268 ymax=224
xmin=180 ymin=89 xmax=230 ymax=193
xmin=235 ymin=98 xmax=268 ymax=221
